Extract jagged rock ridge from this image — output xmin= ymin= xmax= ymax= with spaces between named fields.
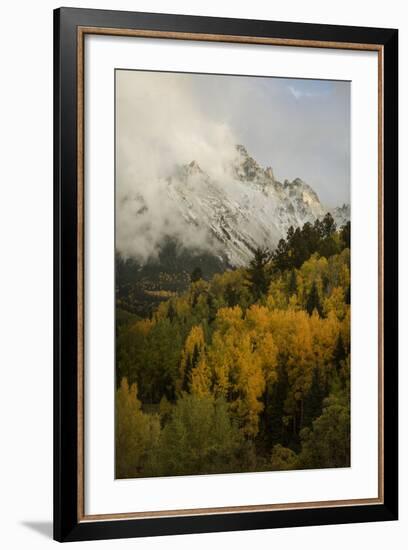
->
xmin=160 ymin=145 xmax=349 ymax=266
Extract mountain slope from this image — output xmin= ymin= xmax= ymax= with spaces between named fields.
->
xmin=163 ymin=145 xmax=349 ymax=266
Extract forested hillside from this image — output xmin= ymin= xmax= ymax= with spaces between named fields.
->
xmin=115 ymin=214 xmax=351 ymax=478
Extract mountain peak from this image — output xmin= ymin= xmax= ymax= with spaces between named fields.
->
xmin=173 ymin=160 xmax=205 ymax=182
xmin=235 ymin=143 xmax=249 ymax=157
xmin=186 ymin=160 xmax=203 ymax=175
xmin=265 ymin=167 xmax=274 ymax=180
xmin=188 ymin=160 xmax=201 ymax=171
xmin=163 ymin=145 xmax=348 ymax=266
xmin=283 ymin=177 xmax=320 ymax=205
xmin=234 ymin=144 xmax=275 ymax=184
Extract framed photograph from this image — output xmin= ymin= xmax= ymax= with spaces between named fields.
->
xmin=54 ymin=7 xmax=398 ymax=542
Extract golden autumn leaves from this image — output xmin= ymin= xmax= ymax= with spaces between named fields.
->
xmin=135 ymin=301 xmax=348 ymax=440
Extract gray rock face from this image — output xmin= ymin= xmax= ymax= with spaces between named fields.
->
xmin=122 ymin=145 xmax=350 ymax=266
xmin=163 ymin=145 xmax=350 ymax=266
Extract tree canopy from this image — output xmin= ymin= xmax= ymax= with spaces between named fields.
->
xmin=115 ymin=218 xmax=351 ymax=478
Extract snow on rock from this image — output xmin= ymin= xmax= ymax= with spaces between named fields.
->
xmin=130 ymin=144 xmax=350 ymax=267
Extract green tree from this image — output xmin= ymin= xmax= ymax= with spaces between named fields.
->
xmin=150 ymin=394 xmax=245 ymax=476
xmin=182 ymin=343 xmax=200 ymax=391
xmin=288 ymin=269 xmax=297 ymax=295
xmin=206 ymin=292 xmax=217 ymax=323
xmin=333 ymin=333 xmax=346 ymax=372
xmin=272 ymin=238 xmax=290 ymax=272
xmin=270 ymin=444 xmax=298 ymax=471
xmin=191 ymin=266 xmax=203 ymax=283
xmin=340 ymin=221 xmax=351 ymax=249
xmin=302 ymin=367 xmax=326 ymax=428
xmin=115 ymin=378 xmax=160 ymax=478
xmin=259 ymin=363 xmax=289 ymax=449
xmin=299 ymin=393 xmax=350 ymax=469
xmin=225 ymin=282 xmax=239 ymax=307
xmin=306 ymin=281 xmax=323 ymax=316
xmin=321 ymin=212 xmax=337 ymax=237
xmin=246 ymin=247 xmax=271 ymax=300
xmin=167 ymin=301 xmax=176 ymax=321
xmin=139 ymin=318 xmax=184 ymax=402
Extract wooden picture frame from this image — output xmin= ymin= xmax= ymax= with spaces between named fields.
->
xmin=54 ymin=7 xmax=398 ymax=542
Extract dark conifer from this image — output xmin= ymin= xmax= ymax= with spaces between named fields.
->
xmin=303 ymin=368 xmax=326 ymax=428
xmin=306 ymin=281 xmax=323 ymax=316
xmin=191 ymin=266 xmax=203 ymax=282
xmin=288 ymin=269 xmax=297 ymax=295
xmin=333 ymin=333 xmax=346 ymax=371
xmin=245 ymin=247 xmax=271 ymax=300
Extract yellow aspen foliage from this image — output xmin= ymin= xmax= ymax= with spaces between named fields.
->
xmin=245 ymin=305 xmax=278 ymax=383
xmin=309 ymin=312 xmax=340 ymax=385
xmin=115 ymin=378 xmax=160 ymax=478
xmin=178 ymin=325 xmax=206 ymax=393
xmin=227 ymin=331 xmax=265 ymax=437
xmin=190 ymin=356 xmax=212 ymax=397
xmin=254 ymin=332 xmax=278 ymax=383
xmin=206 ymin=305 xmax=272 ymax=437
xmin=301 ymin=253 xmax=329 ymax=282
xmin=193 ymin=292 xmax=210 ymax=319
xmin=285 ymin=312 xmax=315 ymax=401
xmin=214 ymin=305 xmax=244 ymax=331
xmin=323 ymin=286 xmax=346 ymax=320
xmin=288 ymin=293 xmax=301 ymax=310
xmin=175 ymin=296 xmax=190 ymax=321
xmin=130 ymin=318 xmax=155 ymax=337
xmin=262 ymin=309 xmax=332 ymax=428
xmin=266 ymin=309 xmax=297 ymax=353
xmin=245 ymin=304 xmax=270 ymax=330
xmin=266 ymin=279 xmax=287 ymax=310
xmin=297 ymin=254 xmax=328 ymax=305
xmin=328 ymin=248 xmax=350 ymax=289
xmin=210 ymin=269 xmax=250 ymax=305
xmin=154 ymin=301 xmax=169 ymax=321
xmin=207 ymin=330 xmax=231 ymax=398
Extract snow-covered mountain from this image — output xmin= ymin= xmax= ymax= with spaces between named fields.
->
xmin=158 ymin=145 xmax=349 ymax=266
xmin=121 ymin=145 xmax=349 ymax=267
xmin=330 ymin=203 xmax=350 ymax=229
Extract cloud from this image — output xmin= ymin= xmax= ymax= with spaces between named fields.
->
xmin=116 ymin=71 xmax=239 ymax=261
xmin=288 ymin=86 xmax=321 ymax=100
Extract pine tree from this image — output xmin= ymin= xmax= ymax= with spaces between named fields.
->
xmin=288 ymin=269 xmax=297 ymax=295
xmin=306 ymin=281 xmax=323 ymax=316
xmin=191 ymin=267 xmax=203 ymax=282
xmin=333 ymin=333 xmax=346 ymax=371
xmin=246 ymin=247 xmax=271 ymax=300
xmin=345 ymin=285 xmax=351 ymax=305
xmin=322 ymin=212 xmax=337 ymax=237
xmin=272 ymin=238 xmax=290 ymax=271
xmin=225 ymin=283 xmax=239 ymax=307
xmin=303 ymin=367 xmax=326 ymax=428
xmin=167 ymin=301 xmax=176 ymax=321
xmin=183 ymin=343 xmax=200 ymax=390
xmin=261 ymin=364 xmax=289 ymax=447
xmin=299 ymin=392 xmax=350 ymax=469
xmin=206 ymin=293 xmax=217 ymax=323
xmin=340 ymin=221 xmax=351 ymax=249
